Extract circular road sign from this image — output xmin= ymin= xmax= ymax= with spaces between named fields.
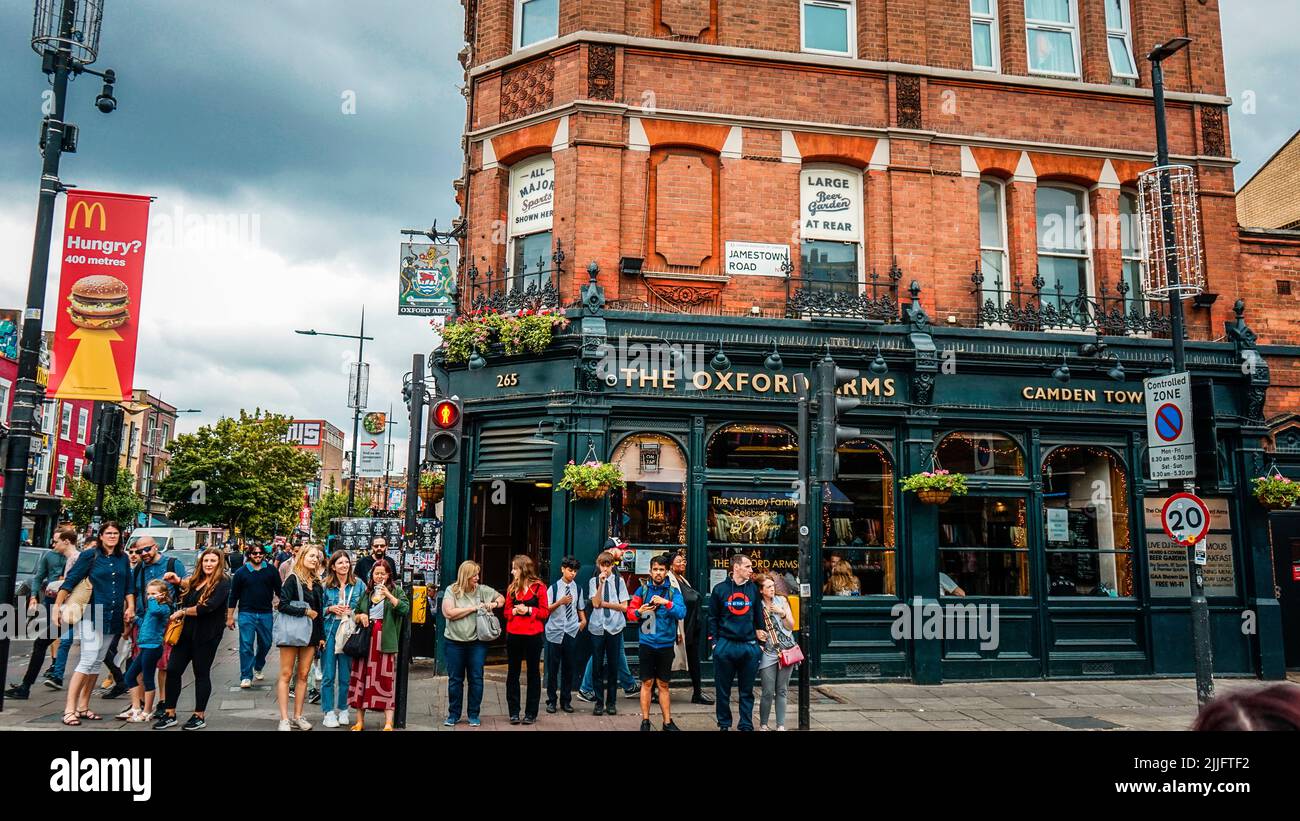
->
xmin=1154 ymin=402 xmax=1183 ymax=442
xmin=1161 ymin=492 xmax=1211 ymax=545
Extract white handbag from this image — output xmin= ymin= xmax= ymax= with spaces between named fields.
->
xmin=332 ymin=583 xmax=357 ymax=654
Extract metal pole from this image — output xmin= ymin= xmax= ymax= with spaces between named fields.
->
xmin=394 ymin=353 xmax=425 ymax=729
xmin=1151 ymin=55 xmax=1214 ymax=705
xmin=346 ymin=308 xmax=365 ymax=517
xmin=0 ymin=0 xmax=78 ymax=712
xmin=383 ymin=402 xmax=393 ymax=510
xmin=796 ymin=387 xmax=811 ymax=731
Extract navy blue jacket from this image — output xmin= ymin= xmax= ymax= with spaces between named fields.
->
xmin=60 ymin=547 xmax=132 ymax=633
xmin=227 ymin=562 xmax=281 ymax=613
xmin=707 ymin=577 xmax=766 ymax=644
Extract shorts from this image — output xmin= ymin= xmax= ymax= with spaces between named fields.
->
xmin=637 ymin=644 xmax=675 ymax=683
xmin=73 ymin=621 xmax=113 ymax=676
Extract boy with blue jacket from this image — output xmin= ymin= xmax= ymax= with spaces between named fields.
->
xmin=626 ymin=554 xmax=686 ymax=731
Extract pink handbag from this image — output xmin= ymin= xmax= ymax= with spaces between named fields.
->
xmin=778 ymin=644 xmax=804 ymax=668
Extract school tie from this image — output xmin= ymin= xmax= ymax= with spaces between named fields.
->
xmin=567 ymin=583 xmax=575 ymax=621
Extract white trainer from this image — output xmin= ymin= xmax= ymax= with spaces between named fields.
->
xmin=240 ymin=679 xmax=252 ymax=689
xmin=337 ymin=709 xmax=350 ymax=725
xmin=322 ymin=711 xmax=339 ymax=728
xmin=253 ymin=670 xmax=265 ymax=681
xmin=277 ymin=719 xmax=291 ymax=732
xmin=294 ymin=716 xmax=312 ymax=731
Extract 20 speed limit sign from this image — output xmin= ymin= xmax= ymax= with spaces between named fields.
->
xmin=1161 ymin=492 xmax=1211 ymax=546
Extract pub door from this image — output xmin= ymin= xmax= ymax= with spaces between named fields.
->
xmin=469 ymin=480 xmax=553 ymax=658
xmin=1270 ymin=511 xmax=1300 ymax=668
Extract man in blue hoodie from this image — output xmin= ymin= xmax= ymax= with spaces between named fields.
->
xmin=626 ymin=553 xmax=686 ymax=731
xmin=707 ymin=552 xmax=768 ymax=731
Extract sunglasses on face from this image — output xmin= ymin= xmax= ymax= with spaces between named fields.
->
xmin=128 ymin=550 xmax=141 ymax=556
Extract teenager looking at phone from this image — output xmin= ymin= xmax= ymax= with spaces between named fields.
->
xmin=587 ymin=550 xmax=629 ymax=716
xmin=626 ymin=554 xmax=685 ymax=731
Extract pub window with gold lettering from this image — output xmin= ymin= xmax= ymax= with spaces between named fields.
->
xmin=706 ymin=488 xmax=801 ymax=600
xmin=824 ymin=440 xmax=897 ymax=597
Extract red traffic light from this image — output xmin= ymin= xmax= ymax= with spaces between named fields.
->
xmin=432 ymin=400 xmax=459 ymax=429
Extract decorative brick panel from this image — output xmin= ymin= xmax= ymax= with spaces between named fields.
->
xmin=896 ymin=75 xmax=922 ymax=130
xmin=1201 ymin=105 xmax=1226 ymax=158
xmin=587 ymin=44 xmax=616 ymax=101
xmin=500 ymin=58 xmax=554 ymax=122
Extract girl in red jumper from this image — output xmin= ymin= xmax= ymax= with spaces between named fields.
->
xmin=505 ymin=555 xmax=548 ymax=724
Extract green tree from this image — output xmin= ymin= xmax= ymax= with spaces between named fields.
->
xmin=66 ymin=473 xmax=144 ymax=528
xmin=158 ymin=409 xmax=320 ymax=536
xmin=311 ymin=486 xmax=349 ymax=542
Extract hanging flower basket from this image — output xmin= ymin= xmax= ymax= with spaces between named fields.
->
xmin=558 ymin=460 xmax=625 ymax=501
xmin=1253 ymin=475 xmax=1299 ymax=511
xmin=901 ymin=469 xmax=968 ymax=505
xmin=418 ymin=471 xmax=445 ymax=504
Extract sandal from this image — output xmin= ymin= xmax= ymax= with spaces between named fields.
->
xmin=62 ymin=712 xmax=81 ymax=726
xmin=78 ymin=709 xmax=103 ymax=721
xmin=382 ymin=724 xmax=394 ymax=732
xmin=115 ymin=707 xmax=136 ymax=721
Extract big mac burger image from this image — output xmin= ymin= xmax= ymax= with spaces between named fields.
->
xmin=67 ymin=275 xmax=130 ymax=330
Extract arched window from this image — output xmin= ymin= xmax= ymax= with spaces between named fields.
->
xmin=824 ymin=440 xmax=896 ymax=596
xmin=707 ymin=423 xmax=798 ymax=471
xmin=978 ymin=177 xmax=1009 ymax=314
xmin=1042 ymin=446 xmax=1134 ymax=597
xmin=1118 ymin=189 xmax=1145 ymax=315
xmin=799 ymin=164 xmax=864 ymax=300
xmin=610 ymin=434 xmax=686 ymax=547
xmin=1036 ymin=184 xmax=1092 ymax=310
xmin=508 ymin=154 xmax=555 ymax=292
xmin=935 ymin=431 xmax=1025 ymax=476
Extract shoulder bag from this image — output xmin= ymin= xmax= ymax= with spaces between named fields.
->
xmin=331 ymin=582 xmax=357 ymax=655
xmin=272 ymin=575 xmax=313 ymax=647
xmin=60 ymin=551 xmax=96 ymax=625
xmin=474 ymin=588 xmax=501 ymax=641
xmin=768 ymin=600 xmax=803 ymax=668
xmin=342 ymin=617 xmax=371 ymax=659
xmin=163 ymin=611 xmax=184 ymax=646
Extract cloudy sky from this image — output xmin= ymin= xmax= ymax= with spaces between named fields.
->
xmin=1 ymin=1 xmax=1296 ymax=469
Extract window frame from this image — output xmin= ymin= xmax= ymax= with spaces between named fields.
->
xmin=77 ymin=408 xmax=89 ymax=444
xmin=507 ymin=154 xmax=556 ymax=294
xmin=1024 ymin=0 xmax=1081 ymax=79
xmin=41 ymin=399 xmax=57 ymax=435
xmin=823 ymin=438 xmax=899 ymax=599
xmin=799 ymin=163 xmax=865 ymax=299
xmin=1040 ymin=444 xmax=1136 ymax=599
xmin=1103 ymin=0 xmax=1138 ymax=80
xmin=60 ymin=403 xmax=71 ymax=439
xmin=800 ymin=0 xmax=857 ymax=58
xmin=937 ymin=492 xmax=1034 ymax=599
xmin=1035 ymin=182 xmax=1095 ymax=304
xmin=0 ymin=377 xmax=11 ymax=425
xmin=970 ymin=0 xmax=1000 ymax=72
xmin=1117 ymin=188 xmax=1148 ymax=318
xmin=56 ymin=454 xmax=68 ymax=496
xmin=513 ymin=0 xmax=559 ymax=52
xmin=977 ymin=177 xmax=1010 ymax=315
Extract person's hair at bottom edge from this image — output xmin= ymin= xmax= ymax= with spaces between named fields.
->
xmin=1191 ymin=684 xmax=1300 ymax=731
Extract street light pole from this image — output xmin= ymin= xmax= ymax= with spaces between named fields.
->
xmin=1149 ymin=36 xmax=1214 ymax=706
xmin=0 ymin=0 xmax=115 ymax=713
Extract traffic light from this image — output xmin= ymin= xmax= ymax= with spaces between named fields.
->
xmin=426 ymin=395 xmax=463 ymax=464
xmin=82 ymin=403 xmax=124 ymax=485
xmin=816 ymin=354 xmax=862 ymax=482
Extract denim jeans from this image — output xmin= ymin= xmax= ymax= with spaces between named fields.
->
xmin=319 ymin=647 xmax=353 ymax=713
xmin=580 ymin=637 xmax=635 ymax=693
xmin=713 ymin=638 xmax=761 ymax=730
xmin=589 ymin=632 xmax=623 ymax=709
xmin=237 ymin=611 xmax=273 ymax=681
xmin=49 ymin=623 xmax=75 ymax=680
xmin=444 ymin=639 xmax=488 ymax=721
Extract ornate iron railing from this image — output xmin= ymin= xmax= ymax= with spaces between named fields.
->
xmin=971 ymin=265 xmax=1171 ymax=337
xmin=784 ymin=258 xmax=904 ymax=321
xmin=463 ymin=241 xmax=565 ymax=315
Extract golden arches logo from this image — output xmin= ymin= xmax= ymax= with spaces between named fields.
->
xmin=68 ymin=201 xmax=107 ymax=231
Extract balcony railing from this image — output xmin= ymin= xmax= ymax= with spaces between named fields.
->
xmin=462 ymin=241 xmax=565 ymax=315
xmin=784 ymin=259 xmax=904 ymax=322
xmin=971 ymin=266 xmax=1172 ymax=337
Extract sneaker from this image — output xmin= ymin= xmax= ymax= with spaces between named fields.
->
xmin=606 ymin=704 xmax=617 ymax=716
xmin=509 ymin=715 xmax=521 ymax=725
xmin=337 ymin=709 xmax=350 ymax=726
xmin=240 ymin=679 xmax=252 ymax=689
xmin=545 ymin=703 xmax=557 ymax=714
xmin=561 ymin=704 xmax=574 ymax=713
xmin=443 ymin=717 xmax=458 ymax=727
xmin=278 ymin=719 xmax=291 ymax=732
xmin=776 ymin=725 xmax=787 ymax=732
xmin=182 ymin=714 xmax=206 ymax=731
xmin=624 ymin=686 xmax=639 ymax=697
xmin=43 ymin=675 xmax=63 ymax=690
xmin=468 ymin=717 xmax=481 ymax=727
xmin=691 ymin=691 xmax=715 ymax=705
xmin=152 ymin=714 xmax=178 ymax=730
xmin=759 ymin=725 xmax=771 ymax=732
xmin=152 ymin=706 xmax=167 ymax=721
xmin=253 ymin=670 xmax=265 ymax=681
xmin=323 ymin=711 xmax=339 ymax=729
xmin=663 ymin=721 xmax=681 ymax=732
xmin=307 ymin=688 xmax=321 ymax=705
xmin=640 ymin=719 xmax=653 ymax=731
xmin=575 ymin=690 xmax=595 ymax=703
xmin=115 ymin=706 xmax=136 ymax=721
xmin=593 ymin=705 xmax=605 ymax=716
xmin=4 ymin=685 xmax=30 ymax=700
xmin=103 ymin=684 xmax=128 ymax=700
xmin=523 ymin=715 xmax=536 ymax=725
xmin=294 ymin=716 xmax=312 ymax=731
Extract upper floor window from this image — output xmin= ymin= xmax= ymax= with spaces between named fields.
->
xmin=1118 ymin=190 xmax=1144 ymax=312
xmin=978 ymin=178 xmax=1009 ymax=305
xmin=970 ymin=0 xmax=1000 ymax=71
xmin=1104 ymin=0 xmax=1137 ymax=79
xmin=800 ymin=165 xmax=863 ymax=298
xmin=1036 ymin=184 xmax=1091 ymax=303
xmin=77 ymin=408 xmax=89 ymax=444
xmin=60 ymin=403 xmax=72 ymax=439
xmin=1025 ymin=0 xmax=1079 ymax=77
xmin=801 ymin=0 xmax=855 ymax=57
xmin=508 ymin=154 xmax=555 ymax=292
xmin=0 ymin=378 xmax=11 ymax=425
xmin=515 ymin=0 xmax=558 ymax=50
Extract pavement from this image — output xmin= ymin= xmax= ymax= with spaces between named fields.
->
xmin=2 ymin=631 xmax=1297 ymax=731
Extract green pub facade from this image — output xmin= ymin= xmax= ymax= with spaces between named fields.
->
xmin=432 ymin=273 xmax=1293 ymax=683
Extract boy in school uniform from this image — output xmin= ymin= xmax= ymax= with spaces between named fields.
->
xmin=545 ymin=556 xmax=587 ymax=714
xmin=587 ymin=550 xmax=630 ymax=716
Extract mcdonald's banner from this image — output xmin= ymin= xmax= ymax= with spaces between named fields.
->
xmin=49 ymin=190 xmax=152 ymax=401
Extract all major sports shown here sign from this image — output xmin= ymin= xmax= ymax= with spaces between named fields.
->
xmin=1144 ymin=372 xmax=1195 ymax=480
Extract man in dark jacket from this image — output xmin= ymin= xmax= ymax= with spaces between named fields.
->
xmin=707 ymin=552 xmax=767 ymax=731
xmin=226 ymin=545 xmax=279 ymax=688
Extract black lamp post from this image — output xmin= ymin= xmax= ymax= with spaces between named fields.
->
xmin=0 ymin=0 xmax=118 ymax=713
xmin=296 ymin=309 xmax=373 ymax=518
xmin=1148 ymin=35 xmax=1214 ymax=706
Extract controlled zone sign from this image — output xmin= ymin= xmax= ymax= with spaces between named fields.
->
xmin=1144 ymin=372 xmax=1195 ymax=480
